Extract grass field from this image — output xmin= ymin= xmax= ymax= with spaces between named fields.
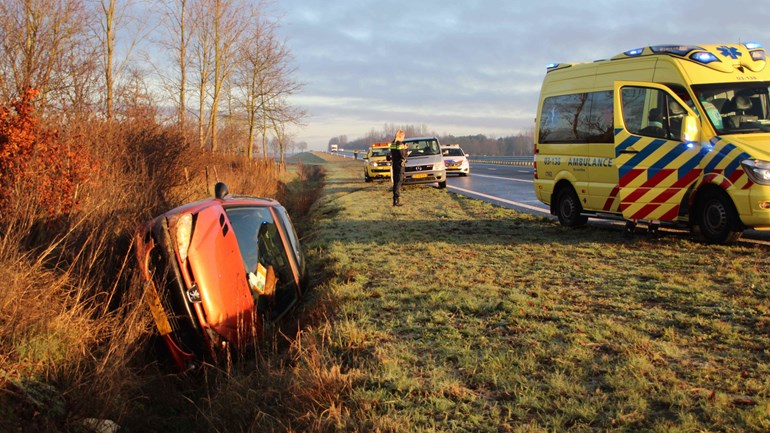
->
xmin=292 ymin=155 xmax=770 ymax=432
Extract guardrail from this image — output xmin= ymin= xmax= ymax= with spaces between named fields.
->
xmin=468 ymin=156 xmax=534 ymax=166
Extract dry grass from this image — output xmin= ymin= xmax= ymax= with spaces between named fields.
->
xmin=0 ymin=119 xmax=304 ymax=432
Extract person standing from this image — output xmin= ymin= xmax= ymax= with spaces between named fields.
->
xmin=389 ymin=129 xmax=408 ymax=206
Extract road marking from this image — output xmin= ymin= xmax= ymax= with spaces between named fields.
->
xmin=448 ymin=185 xmax=550 ymax=214
xmin=470 ymin=173 xmax=533 ymax=183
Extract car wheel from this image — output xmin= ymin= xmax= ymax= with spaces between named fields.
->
xmin=696 ymin=188 xmax=742 ymax=244
xmin=364 ymin=173 xmax=372 ymax=182
xmin=556 ymin=187 xmax=587 ymax=227
xmin=438 ymin=180 xmax=447 ymax=189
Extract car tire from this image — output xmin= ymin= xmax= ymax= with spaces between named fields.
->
xmin=364 ymin=173 xmax=372 ymax=182
xmin=556 ymin=187 xmax=588 ymax=227
xmin=695 ymin=188 xmax=742 ymax=244
xmin=438 ymin=180 xmax=447 ymax=189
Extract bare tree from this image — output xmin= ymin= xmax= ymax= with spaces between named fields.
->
xmin=235 ymin=12 xmax=304 ymax=160
xmin=100 ymin=0 xmax=116 ymax=120
xmin=190 ymin=0 xmax=213 ymax=149
xmin=93 ymin=0 xmax=142 ymax=121
xmin=0 ymin=0 xmax=91 ymax=112
xmin=208 ymin=0 xmax=247 ymax=152
xmin=158 ymin=0 xmax=194 ymax=145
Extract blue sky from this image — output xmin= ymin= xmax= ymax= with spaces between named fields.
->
xmin=276 ymin=0 xmax=770 ymax=149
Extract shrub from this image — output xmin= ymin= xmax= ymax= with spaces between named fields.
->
xmin=0 ymin=89 xmax=92 ymax=221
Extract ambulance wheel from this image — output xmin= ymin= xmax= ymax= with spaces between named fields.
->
xmin=696 ymin=188 xmax=742 ymax=244
xmin=364 ymin=172 xmax=372 ymax=182
xmin=556 ymin=187 xmax=587 ymax=227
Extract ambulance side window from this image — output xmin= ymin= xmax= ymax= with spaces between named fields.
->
xmin=621 ymin=86 xmax=683 ymax=141
xmin=539 ymin=91 xmax=613 ymax=144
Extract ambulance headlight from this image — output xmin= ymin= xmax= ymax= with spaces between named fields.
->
xmin=741 ymin=159 xmax=770 ymax=185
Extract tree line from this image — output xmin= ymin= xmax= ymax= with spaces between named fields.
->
xmin=0 ymin=0 xmax=303 ymax=160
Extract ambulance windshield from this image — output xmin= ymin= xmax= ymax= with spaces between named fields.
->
xmin=692 ymin=83 xmax=770 ymax=134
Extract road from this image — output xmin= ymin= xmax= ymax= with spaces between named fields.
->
xmin=446 ymin=163 xmax=548 ymax=216
xmin=446 ymin=162 xmax=770 ymax=245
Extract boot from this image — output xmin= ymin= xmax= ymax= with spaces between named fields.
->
xmin=393 ymin=198 xmax=402 ymax=206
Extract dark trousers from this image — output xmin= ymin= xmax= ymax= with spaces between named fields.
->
xmin=392 ymin=163 xmax=405 ymax=204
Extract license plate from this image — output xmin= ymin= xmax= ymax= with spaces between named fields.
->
xmin=412 ymin=173 xmax=427 ymax=179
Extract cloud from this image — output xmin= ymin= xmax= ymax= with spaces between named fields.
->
xmin=277 ymin=0 xmax=770 ymax=148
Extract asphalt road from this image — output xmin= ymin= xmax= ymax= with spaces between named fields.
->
xmin=446 ymin=163 xmax=548 ymax=216
xmin=446 ymin=162 xmax=770 ymax=246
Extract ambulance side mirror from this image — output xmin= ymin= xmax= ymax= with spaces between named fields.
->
xmin=681 ymin=114 xmax=700 ymax=145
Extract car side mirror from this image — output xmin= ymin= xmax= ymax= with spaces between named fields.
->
xmin=681 ymin=114 xmax=700 ymax=145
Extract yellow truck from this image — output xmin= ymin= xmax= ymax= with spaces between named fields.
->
xmin=534 ymin=42 xmax=770 ymax=243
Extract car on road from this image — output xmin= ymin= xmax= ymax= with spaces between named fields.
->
xmin=441 ymin=144 xmax=470 ymax=176
xmin=402 ymin=136 xmax=447 ymax=188
xmin=134 ymin=182 xmax=306 ymax=371
xmin=363 ymin=142 xmax=392 ymax=182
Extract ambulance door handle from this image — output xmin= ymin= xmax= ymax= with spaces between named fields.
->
xmin=619 ymin=149 xmax=639 ymax=154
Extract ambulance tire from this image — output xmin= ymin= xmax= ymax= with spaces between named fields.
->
xmin=556 ymin=187 xmax=588 ymax=227
xmin=696 ymin=188 xmax=742 ymax=244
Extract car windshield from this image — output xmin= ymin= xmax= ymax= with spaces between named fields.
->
xmin=443 ymin=148 xmax=464 ymax=157
xmin=405 ymin=139 xmax=440 ymax=156
xmin=692 ymin=82 xmax=770 ymax=134
xmin=370 ymin=148 xmax=389 ymax=157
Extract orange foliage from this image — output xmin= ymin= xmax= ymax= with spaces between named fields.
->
xmin=0 ymin=89 xmax=92 ymax=219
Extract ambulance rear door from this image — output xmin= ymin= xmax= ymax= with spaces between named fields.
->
xmin=613 ymin=81 xmax=703 ymax=222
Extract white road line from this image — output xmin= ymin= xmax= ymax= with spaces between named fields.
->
xmin=448 ymin=185 xmax=550 ymax=215
xmin=470 ymin=173 xmax=534 ymax=183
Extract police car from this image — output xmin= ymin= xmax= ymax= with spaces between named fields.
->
xmin=441 ymin=144 xmax=470 ymax=176
xmin=363 ymin=142 xmax=392 ymax=182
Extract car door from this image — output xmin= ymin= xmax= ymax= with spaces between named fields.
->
xmin=614 ymin=81 xmax=703 ymax=222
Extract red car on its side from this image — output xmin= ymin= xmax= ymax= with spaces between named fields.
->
xmin=135 ymin=182 xmax=306 ymax=371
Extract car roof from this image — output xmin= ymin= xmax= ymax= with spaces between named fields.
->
xmin=158 ymin=195 xmax=278 ymax=217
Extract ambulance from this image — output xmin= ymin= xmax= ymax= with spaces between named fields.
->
xmin=534 ymin=42 xmax=770 ymax=243
xmin=363 ymin=142 xmax=392 ymax=182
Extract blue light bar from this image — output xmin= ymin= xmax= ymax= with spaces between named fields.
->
xmin=546 ymin=63 xmax=558 ymax=69
xmin=650 ymin=45 xmax=702 ymax=56
xmin=744 ymin=42 xmax=763 ymax=49
xmin=624 ymin=48 xmax=644 ymax=57
xmin=691 ymin=52 xmax=720 ymax=64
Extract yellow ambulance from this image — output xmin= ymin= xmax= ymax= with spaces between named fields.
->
xmin=534 ymin=42 xmax=770 ymax=243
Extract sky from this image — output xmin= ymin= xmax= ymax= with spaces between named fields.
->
xmin=272 ymin=0 xmax=770 ymax=150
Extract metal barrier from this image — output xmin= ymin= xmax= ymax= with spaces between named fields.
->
xmin=468 ymin=156 xmax=534 ymax=166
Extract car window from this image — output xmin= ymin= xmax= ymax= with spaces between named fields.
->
xmin=443 ymin=148 xmax=464 ymax=156
xmin=405 ymin=139 xmax=440 ymax=155
xmin=274 ymin=205 xmax=303 ymax=271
